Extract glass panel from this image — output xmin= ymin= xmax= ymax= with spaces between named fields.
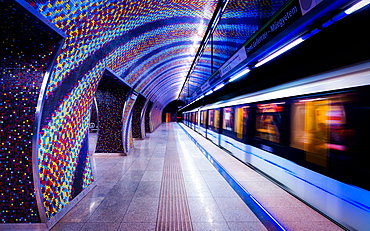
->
xmin=202 ymin=110 xmax=207 ymax=126
xmin=256 ymin=102 xmax=284 ymax=143
xmin=235 ymin=105 xmax=249 ymax=139
xmin=215 ymin=109 xmax=220 ymax=129
xmin=209 ymin=109 xmax=215 ymax=127
xmin=290 ymin=94 xmax=357 ymax=167
xmin=89 ymin=97 xmax=99 ymax=155
xmin=223 ymin=107 xmax=234 ymax=131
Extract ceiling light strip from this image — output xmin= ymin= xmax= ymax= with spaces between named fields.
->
xmin=177 ymin=0 xmax=230 ymax=101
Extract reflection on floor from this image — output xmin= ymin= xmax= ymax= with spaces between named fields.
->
xmin=51 ymin=123 xmax=343 ymax=231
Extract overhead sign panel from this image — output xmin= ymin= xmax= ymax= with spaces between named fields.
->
xmin=299 ymin=0 xmax=324 ymax=15
xmin=198 ymin=0 xmax=326 ymax=98
xmin=216 ymin=0 xmax=325 ymax=80
xmin=201 ymin=81 xmax=210 ymax=92
xmin=220 ymin=47 xmax=247 ymax=77
xmin=245 ymin=0 xmax=302 ymax=57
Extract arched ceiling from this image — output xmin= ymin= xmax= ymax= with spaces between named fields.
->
xmin=179 ymin=0 xmax=287 ymax=101
xmin=25 ymin=0 xmax=287 ymax=107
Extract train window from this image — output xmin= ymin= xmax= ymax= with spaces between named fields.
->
xmin=208 ymin=109 xmax=220 ymax=131
xmin=290 ymin=93 xmax=357 ymax=167
xmin=235 ymin=105 xmax=249 ymax=139
xmin=256 ymin=102 xmax=284 ymax=143
xmin=223 ymin=107 xmax=234 ymax=131
xmin=215 ymin=109 xmax=220 ymax=129
xmin=208 ymin=109 xmax=214 ymax=128
xmin=200 ymin=111 xmax=204 ymax=125
xmin=200 ymin=110 xmax=207 ymax=127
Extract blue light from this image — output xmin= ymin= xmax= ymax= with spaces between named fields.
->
xmin=228 ymin=68 xmax=250 ymax=82
xmin=255 ymin=38 xmax=304 ymax=68
xmin=205 ymin=90 xmax=214 ymax=96
xmin=345 ymin=0 xmax=370 ymax=14
xmin=213 ymin=83 xmax=225 ymax=91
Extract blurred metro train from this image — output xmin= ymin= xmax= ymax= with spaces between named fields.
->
xmin=182 ymin=61 xmax=370 ymax=230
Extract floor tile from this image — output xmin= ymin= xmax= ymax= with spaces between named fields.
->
xmin=227 ymin=221 xmax=267 ymax=231
xmin=187 ymin=197 xmax=226 ymax=223
xmin=79 ymin=222 xmax=120 ymax=231
xmin=141 ymin=170 xmax=163 ymax=181
xmin=132 ymin=181 xmax=161 ymax=198
xmin=86 ymin=198 xmax=131 ymax=223
xmin=58 ymin=196 xmax=104 ymax=223
xmin=122 ymin=197 xmax=159 ymax=223
xmin=216 ymin=197 xmax=260 ymax=222
xmin=49 ymin=123 xmax=343 ymax=231
xmin=118 ymin=222 xmax=156 ymax=231
xmin=50 ymin=222 xmax=83 ymax=231
xmin=192 ymin=222 xmax=230 ymax=231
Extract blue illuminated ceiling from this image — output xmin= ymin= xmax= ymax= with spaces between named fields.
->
xmin=179 ymin=0 xmax=289 ymax=101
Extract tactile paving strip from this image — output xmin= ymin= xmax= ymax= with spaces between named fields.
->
xmin=156 ymin=129 xmax=193 ymax=231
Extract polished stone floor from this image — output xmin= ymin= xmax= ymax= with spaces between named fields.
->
xmin=50 ymin=123 xmax=343 ymax=231
xmin=51 ymin=123 xmax=264 ymax=230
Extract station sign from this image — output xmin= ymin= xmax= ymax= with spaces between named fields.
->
xmin=244 ymin=0 xmax=302 ymax=57
xmin=220 ymin=47 xmax=247 ymax=77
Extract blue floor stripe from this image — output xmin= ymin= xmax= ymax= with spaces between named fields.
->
xmin=178 ymin=123 xmax=286 ymax=231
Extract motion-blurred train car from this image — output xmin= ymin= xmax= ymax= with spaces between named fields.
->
xmin=182 ymin=61 xmax=370 ymax=230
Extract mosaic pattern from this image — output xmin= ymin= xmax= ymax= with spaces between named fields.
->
xmin=19 ymin=5 xmax=221 ymax=218
xmin=38 ymin=70 xmax=97 ymax=218
xmin=95 ymin=87 xmax=128 ymax=153
xmin=181 ymin=0 xmax=289 ymax=99
xmin=25 ymin=0 xmax=218 ymax=107
xmin=0 ymin=1 xmax=63 ymax=223
xmin=36 ymin=54 xmax=105 ymax=219
xmin=2 ymin=0 xmax=293 ymax=222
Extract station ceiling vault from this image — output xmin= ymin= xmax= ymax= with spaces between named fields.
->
xmin=24 ymin=0 xmax=286 ymax=107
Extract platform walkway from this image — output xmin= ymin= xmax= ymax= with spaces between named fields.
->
xmin=50 ymin=123 xmax=343 ymax=231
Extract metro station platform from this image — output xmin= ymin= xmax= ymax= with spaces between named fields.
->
xmin=51 ymin=123 xmax=344 ymax=231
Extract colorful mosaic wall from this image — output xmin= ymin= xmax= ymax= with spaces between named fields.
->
xmin=38 ymin=68 xmax=97 ymax=219
xmin=25 ymin=0 xmax=218 ymax=107
xmin=211 ymin=0 xmax=288 ymax=69
xmin=95 ymin=87 xmax=128 ymax=153
xmin=132 ymin=95 xmax=146 ymax=139
xmin=0 ymin=1 xmax=63 ymax=223
xmin=5 ymin=0 xmax=290 ymax=222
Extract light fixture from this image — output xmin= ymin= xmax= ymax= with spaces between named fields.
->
xmin=255 ymin=38 xmax=305 ymax=68
xmin=213 ymin=83 xmax=225 ymax=91
xmin=197 ymin=95 xmax=204 ymax=101
xmin=205 ymin=90 xmax=214 ymax=96
xmin=345 ymin=0 xmax=370 ymax=14
xmin=228 ymin=68 xmax=250 ymax=82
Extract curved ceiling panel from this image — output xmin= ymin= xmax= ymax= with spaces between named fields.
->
xmin=148 ymin=79 xmax=184 ymax=106
xmin=26 ymin=0 xmax=218 ymax=107
xmin=26 ymin=0 xmax=289 ymax=107
xmin=181 ymin=0 xmax=289 ymax=100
